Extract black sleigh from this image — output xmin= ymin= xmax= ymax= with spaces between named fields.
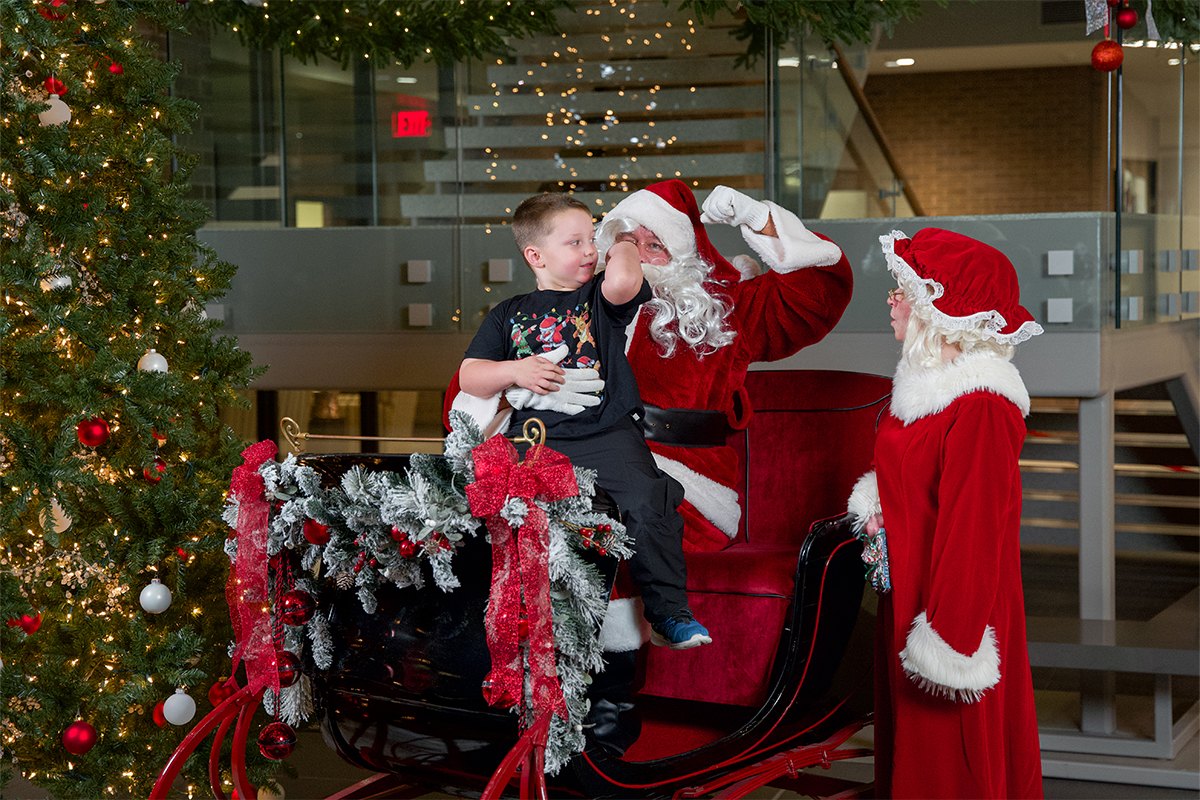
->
xmin=312 ymin=370 xmax=891 ymax=799
xmin=156 ymin=370 xmax=892 ymax=799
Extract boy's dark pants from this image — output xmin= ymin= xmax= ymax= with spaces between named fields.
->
xmin=528 ymin=415 xmax=689 ymax=622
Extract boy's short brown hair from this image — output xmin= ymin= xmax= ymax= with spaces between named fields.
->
xmin=512 ymin=193 xmax=593 ymax=263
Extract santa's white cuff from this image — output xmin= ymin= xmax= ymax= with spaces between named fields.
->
xmin=600 ymin=597 xmax=651 ymax=652
xmin=899 ymin=611 xmax=1000 ymax=703
xmin=846 ymin=471 xmax=881 ymax=533
xmin=739 ymin=201 xmax=843 ymax=274
xmin=449 ymin=390 xmax=512 ymax=439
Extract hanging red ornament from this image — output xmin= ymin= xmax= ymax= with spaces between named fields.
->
xmin=152 ymin=701 xmax=167 ymax=727
xmin=276 ymin=650 xmax=302 ymax=688
xmin=389 ymin=526 xmax=406 ymax=542
xmin=303 ymin=519 xmax=331 ymax=545
xmin=76 ymin=417 xmax=109 ymax=447
xmin=1115 ymin=6 xmax=1138 ymax=28
xmin=38 ymin=0 xmax=68 ymax=20
xmin=208 ymin=678 xmax=238 ymax=706
xmin=62 ymin=721 xmax=97 ymax=755
xmin=108 ymin=62 xmax=123 ymax=75
xmin=1091 ymin=39 xmax=1124 ymax=71
xmin=1106 ymin=0 xmax=1120 ymax=6
xmin=44 ymin=76 xmax=67 ymax=95
xmin=257 ymin=721 xmax=297 ymax=760
xmin=7 ymin=612 xmax=42 ymax=634
xmin=143 ymin=456 xmax=167 ymax=483
xmin=397 ymin=539 xmax=418 ymax=559
xmin=277 ymin=589 xmax=315 ymax=626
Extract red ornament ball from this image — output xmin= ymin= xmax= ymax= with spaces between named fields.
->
xmin=303 ymin=519 xmax=331 ymax=545
xmin=38 ymin=0 xmax=68 ymax=20
xmin=17 ymin=612 xmax=42 ymax=634
xmin=62 ymin=720 xmax=97 ymax=755
xmin=44 ymin=76 xmax=67 ymax=95
xmin=208 ymin=678 xmax=238 ymax=707
xmin=1091 ymin=39 xmax=1124 ymax=71
xmin=276 ymin=650 xmax=302 ymax=688
xmin=108 ymin=62 xmax=123 ymax=75
xmin=152 ymin=701 xmax=167 ymax=727
xmin=1106 ymin=0 xmax=1121 ymax=6
xmin=76 ymin=417 xmax=109 ymax=447
xmin=257 ymin=721 xmax=297 ymax=760
xmin=143 ymin=457 xmax=167 ymax=483
xmin=1115 ymin=6 xmax=1138 ymax=28
xmin=277 ymin=589 xmax=315 ymax=626
xmin=397 ymin=539 xmax=418 ymax=559
xmin=389 ymin=526 xmax=407 ymax=542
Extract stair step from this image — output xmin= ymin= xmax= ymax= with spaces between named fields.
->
xmin=1023 ymin=490 xmax=1200 ymax=509
xmin=1025 ymin=430 xmax=1192 ymax=448
xmin=1020 ymin=459 xmax=1200 ymax=477
xmin=1021 ymin=517 xmax=1199 ymax=536
xmin=1031 ymin=398 xmax=1178 ymax=416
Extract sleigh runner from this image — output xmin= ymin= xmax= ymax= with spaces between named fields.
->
xmin=153 ymin=369 xmax=891 ymax=799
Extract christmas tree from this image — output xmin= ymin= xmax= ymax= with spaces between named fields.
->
xmin=0 ymin=1 xmax=263 ymax=796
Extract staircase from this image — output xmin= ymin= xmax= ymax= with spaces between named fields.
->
xmin=1017 ymin=384 xmax=1199 ymax=786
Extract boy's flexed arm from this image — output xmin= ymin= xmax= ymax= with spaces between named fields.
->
xmin=459 ymin=355 xmax=565 ymax=398
xmin=600 ymin=241 xmax=644 ymax=305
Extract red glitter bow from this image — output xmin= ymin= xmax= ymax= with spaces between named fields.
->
xmin=466 ymin=435 xmax=578 ymax=721
xmin=226 ymin=440 xmax=280 ymax=695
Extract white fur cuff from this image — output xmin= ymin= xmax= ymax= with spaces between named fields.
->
xmin=600 ymin=597 xmax=651 ymax=652
xmin=899 ymin=611 xmax=1000 ymax=703
xmin=739 ymin=201 xmax=843 ymax=274
xmin=846 ymin=471 xmax=881 ymax=533
xmin=449 ymin=390 xmax=512 ymax=439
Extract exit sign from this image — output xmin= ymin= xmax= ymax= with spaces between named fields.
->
xmin=392 ymin=110 xmax=431 ymax=138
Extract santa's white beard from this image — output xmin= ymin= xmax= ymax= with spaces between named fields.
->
xmin=641 ymin=256 xmax=735 ymax=357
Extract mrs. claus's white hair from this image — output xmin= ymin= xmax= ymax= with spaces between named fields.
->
xmin=899 ymin=278 xmax=1013 ymax=369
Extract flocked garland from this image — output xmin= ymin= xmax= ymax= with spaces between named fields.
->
xmin=222 ymin=411 xmax=631 ymax=774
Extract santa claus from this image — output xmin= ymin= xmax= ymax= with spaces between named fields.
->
xmin=447 ymin=180 xmax=853 ymax=554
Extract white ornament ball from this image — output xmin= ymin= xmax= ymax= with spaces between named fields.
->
xmin=137 ymin=349 xmax=169 ymax=373
xmin=139 ymin=578 xmax=172 ymax=614
xmin=38 ymin=94 xmax=72 ymax=126
xmin=39 ymin=274 xmax=72 ymax=291
xmin=257 ymin=783 xmax=286 ymax=800
xmin=39 ymin=498 xmax=72 ymax=534
xmin=162 ymin=688 xmax=196 ymax=726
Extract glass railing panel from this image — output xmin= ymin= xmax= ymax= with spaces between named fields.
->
xmin=173 ymin=28 xmax=283 ymax=228
xmin=281 ymin=57 xmax=375 ymax=227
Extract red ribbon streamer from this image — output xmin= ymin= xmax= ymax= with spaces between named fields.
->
xmin=466 ymin=436 xmax=578 ymax=722
xmin=226 ymin=440 xmax=280 ymax=695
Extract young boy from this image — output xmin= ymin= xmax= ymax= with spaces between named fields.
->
xmin=458 ymin=193 xmax=710 ymax=650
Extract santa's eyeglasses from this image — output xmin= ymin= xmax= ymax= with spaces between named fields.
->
xmin=887 ymin=288 xmax=905 ymax=304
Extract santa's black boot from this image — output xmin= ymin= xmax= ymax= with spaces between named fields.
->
xmin=584 ymin=649 xmax=641 ymax=758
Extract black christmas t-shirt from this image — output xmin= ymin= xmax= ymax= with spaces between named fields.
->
xmin=464 ymin=271 xmax=651 ymax=439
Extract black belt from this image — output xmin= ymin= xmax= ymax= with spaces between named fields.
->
xmin=640 ymin=404 xmax=734 ymax=447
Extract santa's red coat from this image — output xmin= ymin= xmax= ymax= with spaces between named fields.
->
xmin=849 ymin=351 xmax=1043 ymax=799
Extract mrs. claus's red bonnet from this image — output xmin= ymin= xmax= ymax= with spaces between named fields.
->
xmin=881 ymin=228 xmax=1043 ymax=345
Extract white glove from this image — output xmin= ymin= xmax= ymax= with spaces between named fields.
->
xmin=504 ymin=344 xmax=605 ymax=416
xmin=700 ymin=185 xmax=771 ymax=231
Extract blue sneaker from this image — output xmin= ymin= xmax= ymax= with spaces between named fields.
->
xmin=650 ymin=611 xmax=712 ymax=650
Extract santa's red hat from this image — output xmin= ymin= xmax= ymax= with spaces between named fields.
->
xmin=881 ymin=228 xmax=1043 ymax=345
xmin=595 ymin=180 xmax=741 ymax=284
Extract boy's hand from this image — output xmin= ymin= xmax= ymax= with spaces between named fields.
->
xmin=600 ymin=240 xmax=643 ymax=306
xmin=511 ymin=349 xmax=567 ymax=394
xmin=505 ymin=344 xmax=605 ymax=415
xmin=604 ymin=240 xmax=639 ymax=270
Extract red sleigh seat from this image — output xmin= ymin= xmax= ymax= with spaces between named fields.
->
xmin=638 ymin=370 xmax=892 ymax=707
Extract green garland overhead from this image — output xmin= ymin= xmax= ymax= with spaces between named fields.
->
xmin=185 ymin=0 xmax=572 ymax=68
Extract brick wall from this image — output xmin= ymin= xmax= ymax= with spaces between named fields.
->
xmin=863 ymin=66 xmax=1111 ymax=216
